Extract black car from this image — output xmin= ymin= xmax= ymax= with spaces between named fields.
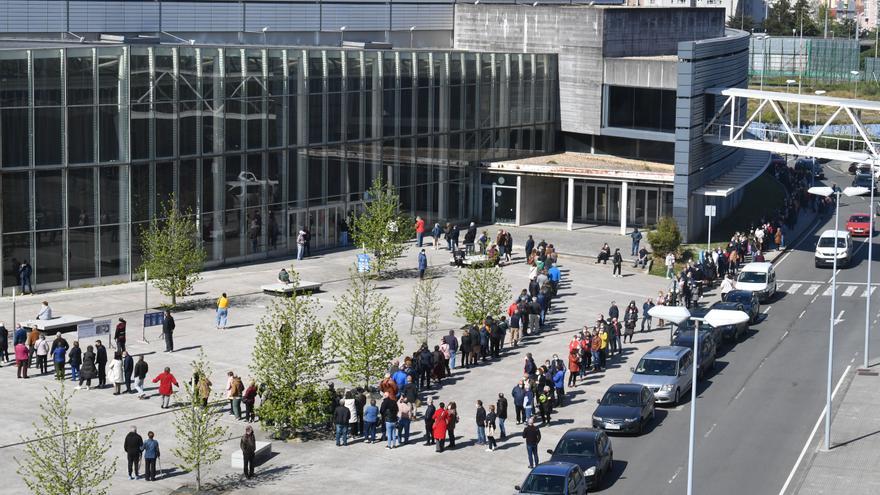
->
xmin=677 ymin=308 xmax=723 ymax=346
xmin=852 ymin=173 xmax=877 ymax=194
xmin=723 ymin=290 xmax=760 ymax=324
xmin=708 ymin=301 xmax=750 ymax=341
xmin=592 ymin=383 xmax=655 ymax=435
xmin=671 ymin=329 xmax=717 ymax=379
xmin=547 ymin=428 xmax=614 ymax=490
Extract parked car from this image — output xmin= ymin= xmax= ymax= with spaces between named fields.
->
xmin=630 ymin=346 xmax=693 ymax=406
xmin=546 ymin=428 xmax=614 ymax=490
xmin=592 ymin=383 xmax=655 ymax=435
xmin=851 ymin=173 xmax=878 ymax=194
xmin=796 ymin=157 xmax=824 ymax=179
xmin=672 ymin=328 xmax=717 ymax=379
xmin=846 ymin=213 xmax=872 ymax=237
xmin=723 ymin=290 xmax=761 ymax=323
xmin=678 ymin=308 xmax=724 ymax=345
xmin=708 ymin=301 xmax=751 ymax=341
xmin=516 ymin=462 xmax=588 ymax=495
xmin=735 ymin=262 xmax=778 ymax=302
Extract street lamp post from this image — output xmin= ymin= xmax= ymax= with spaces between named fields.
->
xmin=340 ymin=25 xmax=347 ymax=46
xmin=648 ymin=306 xmax=750 ymax=495
xmin=409 ymin=26 xmax=416 ymax=49
xmin=865 ymin=157 xmax=876 ymax=370
xmin=785 ymin=79 xmax=796 ymax=136
xmin=851 ymin=70 xmax=861 ymax=98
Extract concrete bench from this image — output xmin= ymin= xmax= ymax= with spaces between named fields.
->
xmin=260 ymin=281 xmax=322 ymax=295
xmin=21 ymin=315 xmax=93 ymax=335
xmin=231 ymin=441 xmax=272 ymax=469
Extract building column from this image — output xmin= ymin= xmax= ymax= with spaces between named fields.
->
xmin=566 ymin=178 xmax=574 ymax=231
xmin=620 ymin=180 xmax=628 ymax=236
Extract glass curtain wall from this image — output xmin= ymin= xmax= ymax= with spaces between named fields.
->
xmin=0 ymin=45 xmax=557 ymax=292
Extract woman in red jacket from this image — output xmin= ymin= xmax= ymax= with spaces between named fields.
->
xmin=152 ymin=367 xmax=179 ymax=409
xmin=432 ymin=402 xmax=449 ymax=452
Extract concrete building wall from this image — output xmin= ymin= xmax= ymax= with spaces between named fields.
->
xmin=518 ymin=175 xmax=562 ymax=225
xmin=674 ymin=28 xmax=751 ymax=241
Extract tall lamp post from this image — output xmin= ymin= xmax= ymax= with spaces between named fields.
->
xmin=809 ymin=184 xmax=870 ymax=450
xmin=785 ymin=79 xmax=796 ymax=118
xmin=648 ymin=305 xmax=750 ymax=495
xmin=863 ymin=156 xmax=876 ymax=370
xmin=340 ymin=25 xmax=347 ymax=46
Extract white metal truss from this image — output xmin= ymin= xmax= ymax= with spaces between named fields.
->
xmin=703 ymin=87 xmax=880 ymax=163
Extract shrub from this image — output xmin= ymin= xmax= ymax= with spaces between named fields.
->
xmin=648 ymin=216 xmax=682 ymax=256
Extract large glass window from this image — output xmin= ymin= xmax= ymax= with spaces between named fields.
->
xmin=99 ymin=166 xmax=123 ymax=224
xmin=67 ymin=49 xmax=94 ymax=105
xmin=0 ymin=55 xmax=28 ymax=107
xmin=2 ymin=233 xmax=31 ymax=288
xmin=34 ymin=107 xmax=63 ymax=166
xmin=1 ymin=172 xmax=30 ymax=232
xmin=69 ymin=227 xmax=96 ymax=280
xmin=68 ymin=167 xmax=96 ymax=226
xmin=35 ymin=170 xmax=63 ymax=230
xmin=606 ymin=85 xmax=676 ymax=132
xmin=68 ymin=106 xmax=95 ymax=164
xmin=33 ymin=50 xmax=62 ymax=106
xmin=131 ymin=165 xmax=150 ymax=222
xmin=35 ymin=230 xmax=64 ymax=284
xmin=99 ymin=225 xmax=125 ymax=277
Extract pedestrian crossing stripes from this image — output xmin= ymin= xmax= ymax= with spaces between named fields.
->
xmin=781 ymin=283 xmax=879 ymax=298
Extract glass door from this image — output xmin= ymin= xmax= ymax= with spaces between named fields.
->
xmin=493 ymin=185 xmax=517 ymax=224
xmin=480 ymin=186 xmax=494 ymax=223
xmin=596 ymin=186 xmax=607 ymax=223
xmin=608 ymin=185 xmax=621 ymax=224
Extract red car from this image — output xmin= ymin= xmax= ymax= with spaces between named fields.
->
xmin=846 ymin=213 xmax=872 ymax=237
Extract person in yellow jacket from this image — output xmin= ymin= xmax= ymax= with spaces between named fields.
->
xmin=599 ymin=325 xmax=609 ymax=370
xmin=216 ymin=293 xmax=229 ymax=330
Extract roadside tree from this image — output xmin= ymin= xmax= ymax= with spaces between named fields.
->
xmin=409 ymin=267 xmax=441 ymax=345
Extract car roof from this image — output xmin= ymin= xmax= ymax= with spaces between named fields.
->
xmin=606 ymin=383 xmax=647 ymax=394
xmin=740 ymin=262 xmax=773 ymax=273
xmin=725 ymin=289 xmax=754 ymax=297
xmin=819 ymin=229 xmax=850 ymax=238
xmin=848 ymin=213 xmax=870 ymax=219
xmin=559 ymin=428 xmax=602 ymax=441
xmin=643 ymin=345 xmax=690 ymax=359
xmin=530 ymin=461 xmax=579 ymax=475
xmin=710 ymin=301 xmax=742 ymax=309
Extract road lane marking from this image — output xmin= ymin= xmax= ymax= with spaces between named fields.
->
xmin=834 ymin=310 xmax=845 ymax=325
xmin=786 ymin=283 xmax=802 ymax=295
xmin=704 ymin=422 xmax=717 ymax=438
xmin=778 ymin=365 xmax=852 ymax=495
xmin=804 ymin=284 xmax=821 ymax=296
xmin=733 ymin=387 xmax=745 ymax=401
xmin=811 ymin=295 xmax=820 ymax=303
xmin=763 ymin=306 xmax=772 ymax=314
xmin=798 ymin=310 xmax=806 ymax=319
xmin=668 ymin=466 xmax=682 ymax=484
xmin=781 ymin=330 xmax=790 ymax=340
xmin=822 ymin=286 xmax=836 ymax=296
xmin=863 ymin=287 xmax=877 ymax=298
xmin=842 ymin=286 xmax=858 ymax=297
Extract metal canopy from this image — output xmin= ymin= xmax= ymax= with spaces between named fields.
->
xmin=693 ymin=148 xmax=770 ymax=197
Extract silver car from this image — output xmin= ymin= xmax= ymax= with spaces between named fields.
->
xmin=629 ymin=346 xmax=693 ymax=406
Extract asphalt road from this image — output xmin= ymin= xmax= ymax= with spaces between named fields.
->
xmin=598 ymin=163 xmax=880 ymax=495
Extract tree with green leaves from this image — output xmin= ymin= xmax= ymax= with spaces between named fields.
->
xmin=328 ymin=267 xmax=403 ymax=388
xmin=647 ymin=216 xmax=682 ymax=258
xmin=250 ymin=269 xmax=328 ymax=438
xmin=172 ymin=350 xmax=228 ymax=492
xmin=139 ymin=197 xmax=206 ymax=306
xmin=409 ymin=267 xmax=441 ymax=345
xmin=14 ymin=383 xmax=116 ymax=495
xmin=454 ymin=266 xmax=511 ymax=326
xmin=348 ymin=178 xmax=412 ymax=275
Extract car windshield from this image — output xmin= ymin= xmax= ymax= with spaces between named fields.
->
xmin=725 ymin=292 xmax=750 ymax=304
xmin=601 ymin=391 xmax=641 ymax=407
xmin=737 ymin=272 xmax=766 ymax=284
xmin=818 ymin=237 xmax=847 ymax=248
xmin=635 ymin=358 xmax=677 ymax=376
xmin=554 ymin=437 xmax=598 ymax=456
xmin=521 ymin=474 xmax=567 ymax=494
xmin=850 ymin=215 xmax=870 ymax=223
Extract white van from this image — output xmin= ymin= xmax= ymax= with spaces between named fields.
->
xmin=736 ymin=262 xmax=778 ymax=302
xmin=814 ymin=230 xmax=852 ymax=268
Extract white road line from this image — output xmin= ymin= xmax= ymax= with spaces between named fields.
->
xmin=704 ymin=422 xmax=717 ymax=438
xmin=668 ymin=466 xmax=683 ymax=484
xmin=786 ymin=283 xmax=802 ymax=295
xmin=778 ymin=365 xmax=852 ymax=495
xmin=863 ymin=287 xmax=877 ymax=298
xmin=781 ymin=330 xmax=790 ymax=340
xmin=834 ymin=310 xmax=845 ymax=325
xmin=798 ymin=310 xmax=806 ymax=319
xmin=763 ymin=306 xmax=772 ymax=314
xmin=842 ymin=286 xmax=858 ymax=297
xmin=733 ymin=387 xmax=745 ymax=401
xmin=804 ymin=284 xmax=821 ymax=296
xmin=822 ymin=286 xmax=836 ymax=297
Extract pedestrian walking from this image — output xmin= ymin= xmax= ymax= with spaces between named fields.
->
xmin=76 ymin=345 xmax=97 ymax=388
xmin=134 ymin=355 xmax=149 ymax=399
xmin=123 ymin=351 xmax=134 ymax=393
xmin=109 ymin=352 xmax=125 ymax=395
xmin=162 ymin=310 xmax=175 ymax=352
xmin=240 ymin=425 xmax=256 ymax=479
xmin=665 ymin=252 xmax=676 ymax=279
xmin=143 ymin=431 xmax=160 ymax=481
xmin=523 ymin=418 xmax=542 ymax=468
xmin=612 ymin=248 xmax=623 ymax=277
xmin=216 ymin=293 xmax=229 ymax=330
xmin=153 ymin=367 xmax=179 ymax=409
xmin=95 ymin=340 xmax=108 ymax=387
xmin=418 ymin=249 xmax=428 ymax=279
xmin=124 ymin=426 xmax=144 ymax=480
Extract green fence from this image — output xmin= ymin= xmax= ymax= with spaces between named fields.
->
xmin=750 ymin=36 xmax=859 ymax=83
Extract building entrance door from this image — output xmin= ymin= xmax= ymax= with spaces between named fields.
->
xmin=493 ymin=184 xmax=517 ymax=224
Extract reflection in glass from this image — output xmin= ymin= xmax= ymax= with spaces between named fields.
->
xmin=1 ymin=172 xmax=29 ymax=232
xmin=35 ymin=170 xmax=63 ymax=230
xmin=100 ymin=225 xmax=126 ymax=277
xmin=34 ymin=107 xmax=63 ymax=165
xmin=69 ymin=227 xmax=96 ymax=280
xmin=35 ymin=229 xmax=64 ymax=284
xmin=68 ymin=167 xmax=96 ymax=226
xmin=100 ymin=166 xmax=123 ymax=224
xmin=2 ymin=233 xmax=31 ymax=289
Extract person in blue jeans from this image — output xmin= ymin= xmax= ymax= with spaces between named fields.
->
xmin=630 ymin=227 xmax=642 ymax=256
xmin=475 ymin=400 xmax=487 ymax=445
xmin=397 ymin=397 xmax=412 ymax=445
xmin=380 ymin=394 xmax=399 ymax=449
xmin=523 ymin=418 xmax=542 ymax=468
xmin=363 ymin=399 xmax=379 ymax=443
xmin=444 ymin=330 xmax=458 ymax=370
xmin=333 ymin=402 xmax=351 ymax=446
xmin=68 ymin=341 xmax=82 ymax=382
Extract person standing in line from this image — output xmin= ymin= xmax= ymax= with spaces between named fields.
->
xmin=475 ymin=400 xmax=487 ymax=446
xmin=76 ymin=345 xmax=97 ymax=389
xmin=142 ymin=431 xmax=160 ymax=481
xmin=68 ymin=341 xmax=82 ymax=382
xmin=231 ymin=375 xmax=244 ymax=420
xmin=124 ymin=426 xmax=144 ymax=480
xmin=162 ymin=310 xmax=175 ymax=352
xmin=443 ymin=330 xmax=458 ymax=370
xmin=446 ymin=401 xmax=459 ymax=449
xmin=380 ymin=392 xmax=399 ymax=449
xmin=109 ymin=352 xmax=125 ymax=395
xmin=216 ymin=293 xmax=229 ymax=330
xmin=397 ymin=396 xmax=413 ymax=445
xmin=95 ymin=340 xmax=108 ymax=388
xmin=243 ymin=380 xmax=258 ymax=423
xmin=114 ymin=318 xmax=127 ymax=352
xmin=52 ymin=341 xmax=66 ymax=380
xmin=511 ymin=381 xmax=526 ymax=425
xmin=225 ymin=371 xmax=235 ymax=413
xmin=363 ymin=399 xmax=379 ymax=444
xmin=418 ymin=249 xmax=428 ymax=280
xmin=431 ymin=223 xmax=442 ymax=249
xmin=423 ymin=398 xmax=436 ymax=445
xmin=197 ymin=371 xmax=213 ymax=408
xmin=153 ymin=367 xmax=179 ymax=409
xmin=432 ymin=402 xmax=449 ymax=452
xmin=496 ymin=393 xmax=508 ymax=439
xmin=134 ymin=355 xmax=149 ymax=399
xmin=35 ymin=333 xmax=50 ymax=374
xmin=414 ymin=216 xmax=425 ymax=247
xmin=122 ymin=351 xmax=134 ymax=393
xmin=641 ymin=298 xmax=655 ymax=332
xmin=485 ymin=404 xmax=498 ymax=452
xmin=334 ymin=400 xmax=351 ymax=446
xmin=553 ymin=366 xmax=566 ymax=407
xmin=0 ymin=321 xmax=9 ymax=364
xmin=240 ymin=425 xmax=256 ymax=479
xmin=523 ymin=418 xmax=542 ymax=468
xmin=14 ymin=341 xmax=29 ymax=379
xmin=624 ymin=301 xmax=638 ymax=344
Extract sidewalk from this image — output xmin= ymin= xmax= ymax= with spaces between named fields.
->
xmin=792 ymin=366 xmax=880 ymax=495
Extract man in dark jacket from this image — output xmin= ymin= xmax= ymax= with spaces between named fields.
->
xmin=525 ymin=235 xmax=535 ymax=257
xmin=608 ymin=301 xmax=619 ymax=321
xmin=334 ymin=402 xmax=352 ymax=446
xmin=353 ymin=389 xmax=366 ymax=437
xmin=134 ymin=355 xmax=149 ymax=399
xmin=122 ymin=351 xmax=134 ymax=393
xmin=464 ymin=222 xmax=477 ymax=253
xmin=418 ymin=345 xmax=432 ymax=389
xmin=0 ymin=322 xmax=8 ymax=363
xmin=475 ymin=400 xmax=487 ymax=446
xmin=114 ymin=318 xmax=127 ymax=352
xmin=423 ymin=398 xmax=436 ymax=445
xmin=240 ymin=425 xmax=256 ymax=478
xmin=124 ymin=426 xmax=144 ymax=480
xmin=95 ymin=340 xmax=108 ymax=388
xmin=162 ymin=311 xmax=175 ymax=352
xmin=379 ymin=394 xmax=400 ymax=449
xmin=523 ymin=418 xmax=542 ymax=468
xmin=443 ymin=330 xmax=459 ymax=370
xmin=511 ymin=381 xmax=526 ymax=424
xmin=496 ymin=393 xmax=508 ymax=439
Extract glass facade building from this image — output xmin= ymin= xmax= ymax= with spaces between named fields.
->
xmin=0 ymin=44 xmax=557 ymax=292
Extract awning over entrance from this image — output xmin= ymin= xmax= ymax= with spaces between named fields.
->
xmin=484 ymin=152 xmax=674 ymax=184
xmin=692 ymin=148 xmax=771 ymax=197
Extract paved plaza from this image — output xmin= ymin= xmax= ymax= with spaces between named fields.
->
xmin=0 ymin=233 xmax=671 ymax=494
